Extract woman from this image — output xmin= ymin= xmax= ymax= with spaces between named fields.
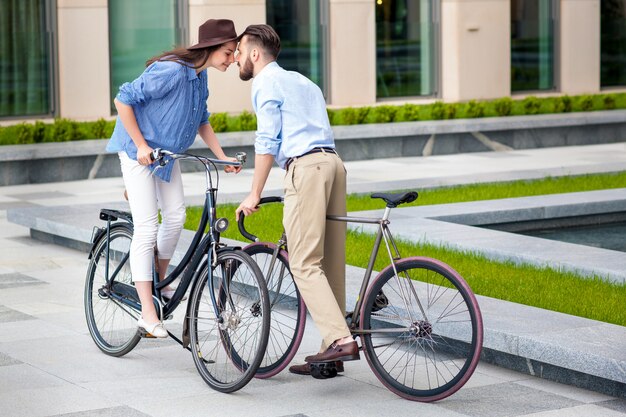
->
xmin=106 ymin=19 xmax=241 ymax=338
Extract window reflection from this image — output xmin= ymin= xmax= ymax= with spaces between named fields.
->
xmin=601 ymin=0 xmax=626 ymax=87
xmin=376 ymin=0 xmax=435 ymax=98
xmin=267 ymin=0 xmax=325 ymax=93
xmin=511 ymin=0 xmax=555 ymax=92
xmin=0 ymin=0 xmax=51 ymax=117
xmin=109 ymin=0 xmax=180 ymax=113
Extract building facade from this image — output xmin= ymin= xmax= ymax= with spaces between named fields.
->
xmin=1 ymin=0 xmax=625 ymax=123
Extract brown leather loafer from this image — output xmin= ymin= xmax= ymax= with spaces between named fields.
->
xmin=305 ymin=341 xmax=360 ymax=363
xmin=289 ymin=361 xmax=344 ymax=375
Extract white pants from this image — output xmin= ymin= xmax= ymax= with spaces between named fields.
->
xmin=119 ymin=152 xmax=186 ymax=282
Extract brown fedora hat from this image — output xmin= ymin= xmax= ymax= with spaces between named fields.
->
xmin=188 ymin=19 xmax=238 ymax=50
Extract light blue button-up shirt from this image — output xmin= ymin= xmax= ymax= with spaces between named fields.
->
xmin=251 ymin=62 xmax=334 ymax=169
xmin=106 ymin=60 xmax=210 ymax=182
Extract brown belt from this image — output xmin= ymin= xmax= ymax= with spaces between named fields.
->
xmin=285 ymin=147 xmax=337 ymax=170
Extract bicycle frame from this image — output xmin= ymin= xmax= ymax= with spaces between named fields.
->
xmin=92 ymin=151 xmax=246 ymax=344
xmin=327 ymin=207 xmax=413 ymax=332
xmin=241 ymin=201 xmax=412 ymax=333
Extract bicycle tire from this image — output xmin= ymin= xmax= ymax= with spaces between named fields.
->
xmin=360 ymin=257 xmax=483 ymax=402
xmin=84 ymin=223 xmax=141 ymax=356
xmin=243 ymin=243 xmax=306 ymax=378
xmin=188 ymin=250 xmax=270 ymax=393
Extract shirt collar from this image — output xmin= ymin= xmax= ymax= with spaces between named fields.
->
xmin=186 ymin=65 xmax=200 ymax=81
xmin=256 ymin=61 xmax=280 ymax=80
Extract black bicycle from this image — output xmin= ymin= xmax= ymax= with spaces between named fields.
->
xmin=84 ymin=149 xmax=270 ymax=393
xmin=238 ymin=193 xmax=483 ymax=402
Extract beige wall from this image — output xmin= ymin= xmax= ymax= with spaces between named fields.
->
xmin=57 ymin=0 xmax=110 ymax=120
xmin=441 ymin=0 xmax=510 ymax=102
xmin=328 ymin=0 xmax=376 ymax=106
xmin=560 ymin=0 xmax=600 ymax=94
xmin=188 ymin=0 xmax=264 ymax=114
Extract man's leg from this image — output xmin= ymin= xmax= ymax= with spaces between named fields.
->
xmin=283 ymin=152 xmax=350 ymax=348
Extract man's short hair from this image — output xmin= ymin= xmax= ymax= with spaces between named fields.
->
xmin=238 ymin=24 xmax=281 ymax=59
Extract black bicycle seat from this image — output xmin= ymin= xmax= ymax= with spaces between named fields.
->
xmin=370 ymin=191 xmax=418 ymax=208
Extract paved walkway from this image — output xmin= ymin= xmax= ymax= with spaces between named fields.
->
xmin=1 ymin=143 xmax=625 ymax=416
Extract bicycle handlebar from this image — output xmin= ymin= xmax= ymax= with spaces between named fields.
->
xmin=237 ymin=196 xmax=284 ymax=242
xmin=151 ymin=148 xmax=247 ymax=168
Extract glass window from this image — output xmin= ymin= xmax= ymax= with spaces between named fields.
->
xmin=511 ymin=0 xmax=556 ymax=92
xmin=266 ymin=0 xmax=326 ymax=95
xmin=375 ymin=0 xmax=436 ymax=98
xmin=0 ymin=0 xmax=54 ymax=118
xmin=108 ymin=0 xmax=182 ymax=112
xmin=601 ymin=0 xmax=626 ymax=87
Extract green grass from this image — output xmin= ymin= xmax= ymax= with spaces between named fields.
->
xmin=185 ymin=171 xmax=626 ymax=326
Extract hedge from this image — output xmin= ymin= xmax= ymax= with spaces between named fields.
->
xmin=1 ymin=92 xmax=625 ymax=146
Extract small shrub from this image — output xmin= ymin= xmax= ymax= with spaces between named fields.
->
xmin=43 ymin=118 xmax=81 ymax=142
xmin=32 ymin=121 xmax=46 ymax=143
xmin=15 ymin=123 xmax=35 ymax=144
xmin=602 ymin=94 xmax=617 ymax=110
xmin=430 ymin=101 xmax=446 ymax=120
xmin=395 ymin=104 xmax=420 ymax=122
xmin=522 ymin=96 xmax=541 ymax=115
xmin=577 ymin=95 xmax=594 ymax=112
xmin=238 ymin=110 xmax=257 ymax=131
xmin=553 ymin=95 xmax=573 ymax=113
xmin=444 ymin=103 xmax=458 ymax=119
xmin=89 ymin=118 xmax=110 ymax=139
xmin=326 ymin=108 xmax=336 ymax=125
xmin=334 ymin=107 xmax=370 ymax=125
xmin=493 ymin=97 xmax=513 ymax=116
xmin=367 ymin=105 xmax=397 ymax=123
xmin=209 ymin=112 xmax=228 ymax=132
xmin=466 ymin=100 xmax=486 ymax=118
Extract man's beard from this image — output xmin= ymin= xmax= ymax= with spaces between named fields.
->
xmin=239 ymin=57 xmax=254 ymax=81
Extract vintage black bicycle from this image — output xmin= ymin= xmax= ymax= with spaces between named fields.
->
xmin=238 ymin=193 xmax=483 ymax=402
xmin=84 ymin=149 xmax=270 ymax=393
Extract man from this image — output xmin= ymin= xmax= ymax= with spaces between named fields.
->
xmin=234 ymin=24 xmax=359 ymax=375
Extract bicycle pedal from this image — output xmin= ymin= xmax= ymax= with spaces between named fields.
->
xmin=137 ymin=328 xmax=157 ymax=339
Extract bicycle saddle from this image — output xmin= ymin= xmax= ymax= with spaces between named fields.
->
xmin=370 ymin=191 xmax=418 ymax=208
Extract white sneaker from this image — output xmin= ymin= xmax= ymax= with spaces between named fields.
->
xmin=137 ymin=317 xmax=168 ymax=338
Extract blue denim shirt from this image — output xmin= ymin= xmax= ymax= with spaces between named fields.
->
xmin=106 ymin=60 xmax=210 ymax=182
xmin=251 ymin=62 xmax=334 ymax=169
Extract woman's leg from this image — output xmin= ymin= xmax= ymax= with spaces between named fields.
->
xmin=119 ymin=152 xmax=160 ymax=324
xmin=154 ymin=160 xmax=186 ymax=288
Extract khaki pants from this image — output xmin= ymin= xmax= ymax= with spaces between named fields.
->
xmin=283 ymin=151 xmax=350 ymax=349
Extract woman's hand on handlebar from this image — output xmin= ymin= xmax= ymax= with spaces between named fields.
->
xmin=137 ymin=144 xmax=154 ymax=166
xmin=235 ymin=193 xmax=260 ymax=220
xmin=223 ymin=156 xmax=243 ymax=174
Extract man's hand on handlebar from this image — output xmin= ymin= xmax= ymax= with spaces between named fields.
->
xmin=235 ymin=193 xmax=260 ymax=221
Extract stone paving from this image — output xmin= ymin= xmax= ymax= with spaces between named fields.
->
xmin=1 ymin=143 xmax=625 ymax=416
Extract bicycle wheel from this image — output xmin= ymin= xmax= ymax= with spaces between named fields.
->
xmin=84 ymin=223 xmax=141 ymax=356
xmin=243 ymin=243 xmax=306 ymax=378
xmin=189 ymin=250 xmax=270 ymax=392
xmin=360 ymin=257 xmax=483 ymax=402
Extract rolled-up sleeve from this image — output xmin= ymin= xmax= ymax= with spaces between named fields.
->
xmin=116 ymin=61 xmax=180 ymax=106
xmin=252 ymin=79 xmax=282 ymax=156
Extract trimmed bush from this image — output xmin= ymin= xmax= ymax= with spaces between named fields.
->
xmin=1 ymin=92 xmax=624 ymax=146
xmin=395 ymin=104 xmax=420 ymax=122
xmin=209 ymin=112 xmax=228 ymax=132
xmin=366 ymin=105 xmax=397 ymax=123
xmin=522 ymin=96 xmax=541 ymax=115
xmin=493 ymin=97 xmax=513 ymax=116
xmin=465 ymin=100 xmax=486 ymax=118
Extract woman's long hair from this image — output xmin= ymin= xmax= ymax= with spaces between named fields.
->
xmin=145 ymin=45 xmax=220 ymax=68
